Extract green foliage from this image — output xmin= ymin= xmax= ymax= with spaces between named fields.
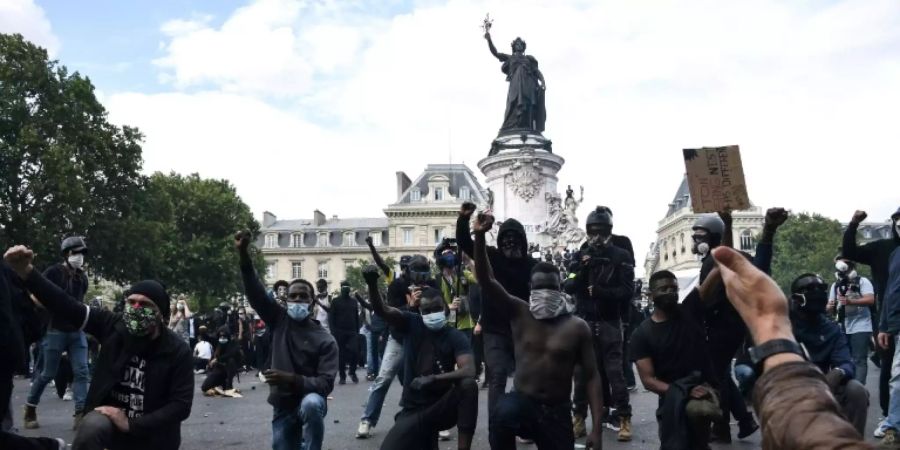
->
xmin=771 ymin=212 xmax=843 ymax=293
xmin=344 ymin=257 xmax=397 ymax=295
xmin=121 ymin=172 xmax=263 ymax=311
xmin=0 ymin=33 xmax=143 ymax=274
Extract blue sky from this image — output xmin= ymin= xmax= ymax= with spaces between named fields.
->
xmin=4 ymin=0 xmax=900 ymax=272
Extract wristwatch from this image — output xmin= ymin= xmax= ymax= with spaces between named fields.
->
xmin=749 ymin=339 xmax=805 ymax=370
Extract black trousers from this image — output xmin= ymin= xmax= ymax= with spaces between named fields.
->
xmin=201 ymin=365 xmax=235 ymax=391
xmin=73 ymin=410 xmax=145 ymax=450
xmin=193 ymin=357 xmax=209 ymax=372
xmin=483 ymin=332 xmax=516 ymax=420
xmin=254 ymin=334 xmax=270 ymax=373
xmin=379 ymin=378 xmax=478 ymax=450
xmin=334 ymin=331 xmax=358 ymax=379
xmin=489 ymin=391 xmax=574 ymax=450
xmin=0 ymin=366 xmax=58 ymax=450
xmin=713 ymin=359 xmax=752 ymax=425
xmin=472 ymin=331 xmax=485 ymax=378
xmin=574 ymin=319 xmax=631 ymax=417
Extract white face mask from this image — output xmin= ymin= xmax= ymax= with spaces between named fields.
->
xmin=67 ymin=254 xmax=84 ymax=270
xmin=835 ymin=260 xmax=849 ymax=273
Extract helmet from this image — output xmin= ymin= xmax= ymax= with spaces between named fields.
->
xmin=692 ymin=215 xmax=725 ymax=247
xmin=61 ymin=236 xmax=88 ymax=255
xmin=586 ymin=207 xmax=613 ymax=228
xmin=399 ymin=255 xmax=413 ymax=268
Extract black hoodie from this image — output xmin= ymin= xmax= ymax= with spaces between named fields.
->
xmin=842 ymin=209 xmax=900 ymax=309
xmin=457 ymin=216 xmax=536 ymax=335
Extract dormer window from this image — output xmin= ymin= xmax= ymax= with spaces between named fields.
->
xmin=411 ymin=189 xmax=421 ymax=202
xmin=343 ymin=231 xmax=356 ymax=247
xmin=369 ymin=231 xmax=382 ymax=247
xmin=317 ymin=232 xmax=329 ymax=247
xmin=264 ymin=233 xmax=278 ymax=248
xmin=434 ymin=187 xmax=444 ymax=201
xmin=460 ymin=186 xmax=470 ymax=201
xmin=290 ymin=233 xmax=303 ymax=248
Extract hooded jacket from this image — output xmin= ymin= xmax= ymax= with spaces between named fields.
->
xmin=843 ymin=210 xmax=900 ymax=323
xmin=566 ymin=240 xmax=634 ymax=322
xmin=42 ymin=261 xmax=89 ymax=332
xmin=329 ymin=291 xmax=360 ymax=334
xmin=457 ymin=216 xmax=536 ymax=335
xmin=22 ymin=270 xmax=193 ymax=450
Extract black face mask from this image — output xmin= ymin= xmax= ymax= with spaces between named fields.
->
xmin=792 ymin=289 xmax=828 ymax=315
xmin=653 ymin=293 xmax=678 ymax=313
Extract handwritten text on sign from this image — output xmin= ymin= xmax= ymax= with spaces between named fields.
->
xmin=682 ymin=146 xmax=750 ymax=213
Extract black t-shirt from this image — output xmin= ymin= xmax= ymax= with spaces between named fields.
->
xmin=397 ymin=311 xmax=472 ymax=409
xmin=630 ymin=290 xmax=716 ymax=386
xmin=106 ymin=355 xmax=148 ymax=418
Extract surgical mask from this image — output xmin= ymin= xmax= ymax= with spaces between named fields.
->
xmin=529 ymin=289 xmax=573 ymax=320
xmin=124 ymin=303 xmax=157 ymax=337
xmin=287 ymin=302 xmax=310 ymax=322
xmin=422 ymin=311 xmax=447 ymax=331
xmin=67 ymin=254 xmax=84 ymax=270
xmin=835 ymin=260 xmax=849 ymax=273
xmin=218 ymin=337 xmax=228 ymax=344
xmin=440 ymin=254 xmax=457 ymax=268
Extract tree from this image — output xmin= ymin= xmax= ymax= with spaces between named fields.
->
xmin=344 ymin=257 xmax=397 ymax=296
xmin=0 ymin=33 xmax=144 ymax=274
xmin=121 ymin=172 xmax=262 ymax=311
xmin=770 ymin=212 xmax=844 ymax=293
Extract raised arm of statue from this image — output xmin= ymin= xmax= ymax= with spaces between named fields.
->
xmin=485 ymin=32 xmax=507 ymax=62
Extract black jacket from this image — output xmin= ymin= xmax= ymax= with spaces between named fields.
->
xmin=43 ymin=262 xmax=88 ymax=332
xmin=240 ymin=259 xmax=338 ymax=410
xmin=23 ymin=269 xmax=193 ymax=450
xmin=566 ymin=242 xmax=634 ymax=322
xmin=329 ymin=293 xmax=360 ymax=333
xmin=843 ymin=221 xmax=900 ymax=307
xmin=0 ymin=264 xmax=27 ymax=374
xmin=457 ymin=216 xmax=536 ymax=335
xmin=658 ymin=373 xmax=706 ymax=450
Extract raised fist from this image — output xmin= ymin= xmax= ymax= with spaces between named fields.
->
xmin=362 ymin=265 xmax=380 ymax=285
xmin=3 ymin=245 xmax=35 ymax=278
xmin=460 ymin=202 xmax=477 ymax=218
xmin=234 ymin=230 xmax=252 ymax=252
xmin=473 ymin=213 xmax=495 ymax=233
xmin=365 ymin=236 xmax=374 ymax=246
xmin=765 ymin=208 xmax=789 ymax=229
xmin=851 ymin=210 xmax=868 ymax=225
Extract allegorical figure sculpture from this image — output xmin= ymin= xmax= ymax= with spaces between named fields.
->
xmin=484 ymin=25 xmax=546 ymax=134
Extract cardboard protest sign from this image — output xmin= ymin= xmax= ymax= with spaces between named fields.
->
xmin=682 ymin=145 xmax=750 ymax=213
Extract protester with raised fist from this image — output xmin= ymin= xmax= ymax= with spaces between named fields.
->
xmin=235 ymin=231 xmax=337 ymax=450
xmin=4 ymin=245 xmax=193 ymax=450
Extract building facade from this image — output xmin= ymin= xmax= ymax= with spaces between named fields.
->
xmin=258 ymin=164 xmax=487 ymax=289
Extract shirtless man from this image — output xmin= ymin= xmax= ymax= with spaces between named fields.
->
xmin=472 ymin=213 xmax=603 ymax=449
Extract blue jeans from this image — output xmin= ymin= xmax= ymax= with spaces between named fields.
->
xmin=733 ymin=363 xmax=757 ymax=398
xmin=847 ymin=332 xmax=871 ymax=385
xmin=27 ymin=330 xmax=90 ymax=412
xmin=366 ymin=327 xmax=385 ymax=376
xmin=361 ymin=336 xmax=403 ymax=426
xmin=272 ymin=393 xmax=327 ymax=450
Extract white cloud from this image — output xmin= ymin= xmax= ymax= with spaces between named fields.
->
xmin=107 ymin=0 xmax=900 ymax=274
xmin=0 ymin=0 xmax=60 ymax=56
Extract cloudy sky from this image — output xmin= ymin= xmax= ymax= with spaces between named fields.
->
xmin=3 ymin=0 xmax=899 ymax=272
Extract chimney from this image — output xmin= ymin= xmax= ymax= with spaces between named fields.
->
xmin=262 ymin=211 xmax=277 ymax=228
xmin=313 ymin=210 xmax=326 ymax=226
xmin=396 ymin=171 xmax=412 ymax=201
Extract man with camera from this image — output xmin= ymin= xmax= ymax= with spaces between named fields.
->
xmin=827 ymin=255 xmax=875 ymax=385
xmin=435 ymin=238 xmax=477 ymax=347
xmin=566 ymin=206 xmax=635 ymax=441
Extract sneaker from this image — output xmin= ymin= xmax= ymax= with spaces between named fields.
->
xmin=357 ymin=420 xmax=372 ymax=439
xmin=516 ymin=437 xmax=534 ymax=444
xmin=602 ymin=415 xmax=620 ymax=432
xmin=618 ymin=416 xmax=632 ymax=442
xmin=438 ymin=430 xmax=451 ymax=440
xmin=214 ymin=386 xmax=226 ymax=396
xmin=738 ymin=418 xmax=759 ymax=439
xmin=627 ymin=384 xmax=637 ymax=392
xmin=573 ymin=414 xmax=587 ymax=438
xmin=881 ymin=429 xmax=899 ymax=446
xmin=258 ymin=372 xmax=266 ymax=383
xmin=876 ymin=419 xmax=890 ymax=439
xmin=350 ymin=373 xmax=359 ymax=384
xmin=203 ymin=389 xmax=218 ymax=397
xmin=23 ymin=404 xmax=39 ymax=429
xmin=366 ymin=374 xmax=376 ymax=382
xmin=63 ymin=388 xmax=73 ymax=401
xmin=53 ymin=438 xmax=66 ymax=450
xmin=223 ymin=389 xmax=243 ymax=398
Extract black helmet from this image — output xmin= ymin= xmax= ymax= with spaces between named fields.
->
xmin=692 ymin=215 xmax=725 ymax=247
xmin=586 ymin=206 xmax=613 ymax=228
xmin=791 ymin=273 xmax=826 ymax=294
xmin=61 ymin=236 xmax=87 ymax=255
xmin=399 ymin=255 xmax=413 ymax=268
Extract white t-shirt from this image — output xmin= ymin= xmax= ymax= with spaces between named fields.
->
xmin=194 ymin=341 xmax=213 ymax=360
xmin=830 ymin=277 xmax=875 ymax=334
xmin=316 ymin=295 xmax=331 ymax=331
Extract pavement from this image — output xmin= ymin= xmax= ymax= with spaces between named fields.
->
xmin=8 ymin=363 xmax=886 ymax=450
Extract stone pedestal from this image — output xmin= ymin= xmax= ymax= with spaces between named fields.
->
xmin=477 ymin=132 xmax=565 ymax=244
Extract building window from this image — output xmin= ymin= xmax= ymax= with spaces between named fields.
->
xmin=434 ymin=187 xmax=444 ymax=201
xmin=369 ymin=231 xmax=382 ymax=247
xmin=343 ymin=231 xmax=356 ymax=247
xmin=317 ymin=232 xmax=329 ymax=247
xmin=290 ymin=233 xmax=303 ymax=248
xmin=265 ymin=261 xmax=276 ymax=280
xmin=402 ymin=227 xmax=414 ymax=245
xmin=740 ymin=229 xmax=754 ymax=251
xmin=291 ymin=261 xmax=303 ymax=280
xmin=317 ymin=261 xmax=329 ymax=279
xmin=434 ymin=228 xmax=444 ymax=244
xmin=411 ymin=189 xmax=421 ymax=202
xmin=459 ymin=186 xmax=470 ymax=201
xmin=264 ymin=233 xmax=278 ymax=248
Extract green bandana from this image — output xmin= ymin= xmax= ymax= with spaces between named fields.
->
xmin=124 ymin=304 xmax=158 ymax=337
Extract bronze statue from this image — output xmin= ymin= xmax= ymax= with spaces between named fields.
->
xmin=484 ymin=21 xmax=546 ymax=135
